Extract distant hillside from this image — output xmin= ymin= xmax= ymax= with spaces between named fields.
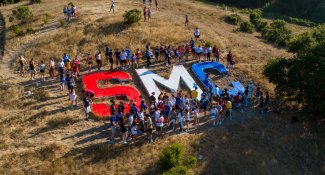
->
xmin=206 ymin=0 xmax=325 ymax=23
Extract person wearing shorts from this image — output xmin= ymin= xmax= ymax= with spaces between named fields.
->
xmin=109 ymin=114 xmax=118 ymax=144
xmin=83 ymin=95 xmax=91 ymax=120
xmin=145 ymin=114 xmax=153 ymax=143
xmin=39 ymin=61 xmax=46 ymax=81
xmin=210 ymin=105 xmax=218 ymax=126
xmin=119 ymin=117 xmax=128 ymax=144
xmin=69 ymin=87 xmax=77 ymax=106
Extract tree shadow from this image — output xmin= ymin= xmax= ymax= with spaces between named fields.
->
xmin=84 ymin=20 xmax=131 ymax=36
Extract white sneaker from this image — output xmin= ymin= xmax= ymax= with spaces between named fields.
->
xmin=122 ymin=141 xmax=127 ymax=145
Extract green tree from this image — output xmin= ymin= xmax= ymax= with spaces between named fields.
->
xmin=263 ymin=24 xmax=325 ymax=115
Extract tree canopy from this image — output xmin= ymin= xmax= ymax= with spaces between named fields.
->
xmin=263 ymin=25 xmax=325 ymax=116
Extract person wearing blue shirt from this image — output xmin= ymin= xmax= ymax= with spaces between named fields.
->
xmin=140 ymin=101 xmax=147 ymax=111
xmin=129 ymin=103 xmax=138 ymax=117
xmin=62 ymin=53 xmax=70 ymax=64
xmin=145 ymin=48 xmax=151 ymax=67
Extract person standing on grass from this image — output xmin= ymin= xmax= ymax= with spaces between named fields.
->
xmin=143 ymin=6 xmax=147 ymax=22
xmin=184 ymin=109 xmax=190 ymax=131
xmin=105 ymin=45 xmax=110 ymax=64
xmin=147 ymin=8 xmax=151 ymax=21
xmin=86 ymin=53 xmax=93 ymax=73
xmin=194 ymin=27 xmax=200 ymax=40
xmin=58 ymin=59 xmax=64 ymax=74
xmin=145 ymin=114 xmax=153 ymax=143
xmin=29 ymin=58 xmax=36 ymax=80
xmin=115 ymin=49 xmax=121 ymax=68
xmin=109 ymin=100 xmax=118 ymax=144
xmin=177 ymin=108 xmax=184 ymax=132
xmin=226 ymin=50 xmax=233 ymax=68
xmin=108 ymin=49 xmax=114 ymax=70
xmin=109 ymin=0 xmax=115 ymax=14
xmin=119 ymin=116 xmax=128 ymax=144
xmin=19 ymin=56 xmax=26 ymax=77
xmin=210 ymin=105 xmax=217 ymax=126
xmin=149 ymin=0 xmax=153 ymax=6
xmin=145 ymin=47 xmax=151 ymax=67
xmin=185 ymin=15 xmax=189 ymax=26
xmin=83 ymin=94 xmax=91 ymax=121
xmin=69 ymin=87 xmax=77 ymax=107
xmin=39 ymin=60 xmax=46 ymax=82
xmin=125 ymin=47 xmax=131 ymax=68
xmin=192 ymin=105 xmax=199 ymax=128
xmin=96 ymin=51 xmax=102 ymax=70
xmin=49 ymin=57 xmax=55 ymax=78
xmin=207 ymin=45 xmax=212 ymax=61
xmin=143 ymin=0 xmax=146 ymax=5
xmin=72 ymin=56 xmax=80 ymax=78
xmin=155 ymin=0 xmax=158 ymax=10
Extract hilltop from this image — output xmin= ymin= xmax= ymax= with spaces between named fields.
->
xmin=0 ymin=0 xmax=323 ymax=174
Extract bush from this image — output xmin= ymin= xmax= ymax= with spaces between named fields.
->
xmin=240 ymin=21 xmax=254 ymax=33
xmin=162 ymin=166 xmax=188 ymax=175
xmin=59 ymin=19 xmax=66 ymax=27
xmin=256 ymin=20 xmax=268 ymax=32
xmin=184 ymin=156 xmax=197 ymax=168
xmin=160 ymin=143 xmax=184 ymax=170
xmin=205 ymin=41 xmax=213 ymax=47
xmin=249 ymin=9 xmax=262 ymax=26
xmin=262 ymin=20 xmax=293 ymax=47
xmin=26 ymin=27 xmax=34 ymax=34
xmin=123 ymin=9 xmax=141 ymax=24
xmin=225 ymin=14 xmax=242 ymax=25
xmin=12 ymin=6 xmax=33 ymax=23
xmin=9 ymin=16 xmax=14 ymax=22
xmin=9 ymin=24 xmax=23 ymax=36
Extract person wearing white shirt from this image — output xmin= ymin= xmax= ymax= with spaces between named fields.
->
xmin=194 ymin=27 xmax=200 ymax=39
xmin=210 ymin=106 xmax=218 ymax=127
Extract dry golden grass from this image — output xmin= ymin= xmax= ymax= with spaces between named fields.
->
xmin=0 ymin=0 xmax=323 ymax=174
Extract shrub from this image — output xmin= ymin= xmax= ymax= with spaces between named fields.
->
xmin=262 ymin=20 xmax=293 ymax=47
xmin=240 ymin=21 xmax=254 ymax=33
xmin=9 ymin=16 xmax=14 ymax=22
xmin=26 ymin=27 xmax=34 ymax=34
xmin=162 ymin=166 xmax=188 ymax=175
xmin=160 ymin=143 xmax=184 ymax=170
xmin=123 ymin=9 xmax=141 ymax=24
xmin=184 ymin=156 xmax=197 ymax=168
xmin=59 ymin=19 xmax=66 ymax=27
xmin=225 ymin=14 xmax=242 ymax=25
xmin=9 ymin=24 xmax=23 ymax=36
xmin=249 ymin=9 xmax=262 ymax=26
xmin=12 ymin=6 xmax=33 ymax=23
xmin=256 ymin=20 xmax=268 ymax=32
xmin=205 ymin=41 xmax=213 ymax=47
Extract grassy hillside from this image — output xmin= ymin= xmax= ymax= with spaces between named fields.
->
xmin=0 ymin=0 xmax=323 ymax=174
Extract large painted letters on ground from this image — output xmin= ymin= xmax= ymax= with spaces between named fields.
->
xmin=82 ymin=71 xmax=141 ymax=117
xmin=136 ymin=65 xmax=203 ymax=99
xmin=192 ymin=62 xmax=245 ymax=96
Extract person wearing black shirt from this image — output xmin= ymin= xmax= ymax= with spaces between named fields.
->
xmin=110 ymin=100 xmax=116 ymax=116
xmin=115 ymin=49 xmax=121 ymax=67
xmin=149 ymin=92 xmax=156 ymax=103
xmin=118 ymin=101 xmax=125 ymax=114
xmin=83 ymin=95 xmax=91 ymax=120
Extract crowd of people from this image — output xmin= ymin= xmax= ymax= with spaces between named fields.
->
xmin=102 ymin=80 xmax=269 ymax=144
